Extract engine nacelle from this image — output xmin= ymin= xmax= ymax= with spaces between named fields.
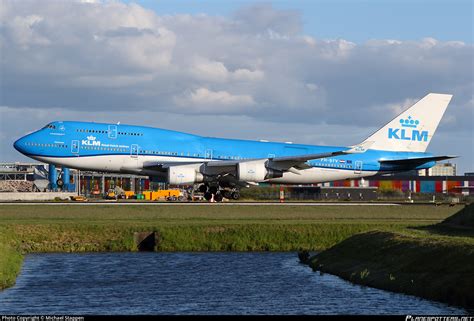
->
xmin=237 ymin=160 xmax=283 ymax=182
xmin=168 ymin=165 xmax=204 ymax=185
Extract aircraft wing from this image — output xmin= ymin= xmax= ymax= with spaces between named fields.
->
xmin=205 ymin=150 xmax=350 ymax=173
xmin=142 ymin=161 xmax=202 ymax=171
xmin=204 ymin=151 xmax=344 ymax=167
xmin=139 ymin=143 xmax=371 ymax=176
xmin=206 ymin=141 xmax=372 ymax=169
xmin=267 ymin=150 xmax=354 ymax=171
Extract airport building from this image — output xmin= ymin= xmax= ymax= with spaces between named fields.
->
xmin=0 ymin=162 xmax=473 ymax=201
xmin=418 ymin=162 xmax=456 ymax=176
xmin=0 ymin=162 xmax=153 ymax=199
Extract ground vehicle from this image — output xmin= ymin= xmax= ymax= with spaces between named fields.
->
xmin=70 ymin=195 xmax=87 ymax=201
xmin=143 ymin=189 xmax=184 ymax=201
xmin=124 ymin=191 xmax=135 ymax=199
xmin=104 ymin=186 xmax=126 ymax=200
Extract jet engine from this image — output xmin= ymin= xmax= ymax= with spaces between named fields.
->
xmin=237 ymin=160 xmax=283 ymax=182
xmin=168 ymin=165 xmax=204 ymax=185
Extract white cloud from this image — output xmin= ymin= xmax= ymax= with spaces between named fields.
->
xmin=306 ymin=83 xmax=319 ymax=91
xmin=1 ymin=1 xmax=471 ymax=121
xmin=104 ymin=27 xmax=176 ymax=70
xmin=174 ymin=88 xmax=255 ymax=113
xmin=72 ymin=74 xmax=155 ymax=88
xmin=420 ymin=37 xmax=438 ymax=49
xmin=10 ymin=14 xmax=50 ymax=48
xmin=190 ymin=59 xmax=264 ymax=83
xmin=191 ymin=59 xmax=229 ymax=82
xmin=317 ymin=39 xmax=356 ymax=60
xmin=232 ymin=68 xmax=264 ymax=81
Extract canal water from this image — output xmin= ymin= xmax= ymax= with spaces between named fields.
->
xmin=0 ymin=252 xmax=467 ymax=315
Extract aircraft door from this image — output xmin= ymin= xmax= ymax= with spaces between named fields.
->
xmin=205 ymin=149 xmax=213 ymax=159
xmin=354 ymin=161 xmax=363 ymax=174
xmin=108 ymin=125 xmax=117 ymax=139
xmin=71 ymin=140 xmax=79 ymax=154
xmin=131 ymin=144 xmax=139 ymax=158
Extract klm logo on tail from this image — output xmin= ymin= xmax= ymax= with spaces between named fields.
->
xmin=388 ymin=116 xmax=428 ymax=142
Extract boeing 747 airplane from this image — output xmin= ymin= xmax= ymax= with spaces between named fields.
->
xmin=14 ymin=93 xmax=455 ymax=201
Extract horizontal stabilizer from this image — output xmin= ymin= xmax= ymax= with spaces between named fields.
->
xmin=379 ymin=155 xmax=457 ymax=166
xmin=346 ymin=141 xmax=374 ymax=153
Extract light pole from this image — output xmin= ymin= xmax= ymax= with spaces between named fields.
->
xmin=77 ymin=170 xmax=81 ymax=196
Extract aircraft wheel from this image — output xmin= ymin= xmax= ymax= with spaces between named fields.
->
xmin=204 ymin=192 xmax=213 ymax=201
xmin=209 ymin=186 xmax=218 ymax=194
xmin=231 ymin=191 xmax=240 ymax=200
xmin=56 ymin=179 xmax=64 ymax=187
xmin=214 ymin=192 xmax=223 ymax=202
xmin=222 ymin=190 xmax=232 ymax=199
xmin=198 ymin=184 xmax=208 ymax=193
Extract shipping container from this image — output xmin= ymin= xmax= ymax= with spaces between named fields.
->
xmin=420 ymin=181 xmax=435 ymax=193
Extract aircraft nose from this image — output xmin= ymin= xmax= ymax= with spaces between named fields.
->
xmin=13 ymin=136 xmax=27 ymax=154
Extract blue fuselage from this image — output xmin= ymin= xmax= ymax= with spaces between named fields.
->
xmin=13 ymin=121 xmax=435 ymax=182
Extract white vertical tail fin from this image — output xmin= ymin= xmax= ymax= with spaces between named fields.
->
xmin=361 ymin=93 xmax=453 ymax=152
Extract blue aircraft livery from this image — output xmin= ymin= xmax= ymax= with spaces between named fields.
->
xmin=14 ymin=93 xmax=455 ymax=200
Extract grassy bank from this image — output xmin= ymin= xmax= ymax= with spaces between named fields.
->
xmin=0 ymin=204 xmax=463 ymax=291
xmin=308 ymin=205 xmax=474 ymax=308
xmin=0 ymin=233 xmax=23 ymax=290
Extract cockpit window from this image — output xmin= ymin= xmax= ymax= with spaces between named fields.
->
xmin=42 ymin=123 xmax=57 ymax=129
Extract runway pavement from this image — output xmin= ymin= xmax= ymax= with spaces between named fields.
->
xmin=0 ymin=201 xmax=401 ymax=206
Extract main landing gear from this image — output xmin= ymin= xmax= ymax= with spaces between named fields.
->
xmin=199 ymin=184 xmax=240 ymax=202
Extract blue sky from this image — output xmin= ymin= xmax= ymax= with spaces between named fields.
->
xmin=127 ymin=0 xmax=473 ymax=43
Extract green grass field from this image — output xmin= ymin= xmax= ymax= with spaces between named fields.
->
xmin=310 ymin=230 xmax=474 ymax=308
xmin=0 ymin=204 xmax=471 ymax=291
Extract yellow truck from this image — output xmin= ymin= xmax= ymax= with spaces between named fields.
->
xmin=141 ymin=189 xmax=184 ymax=201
